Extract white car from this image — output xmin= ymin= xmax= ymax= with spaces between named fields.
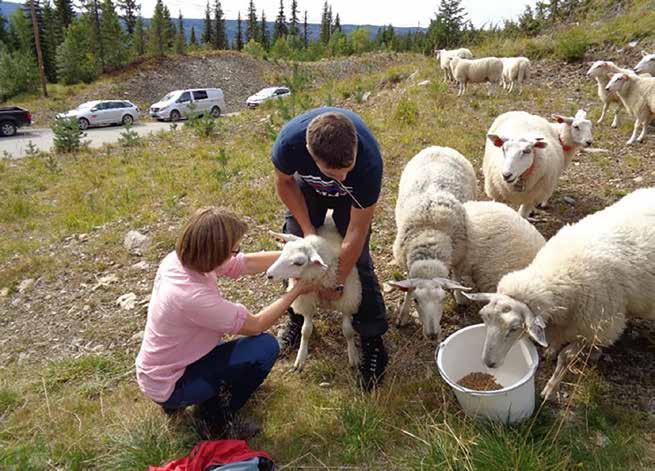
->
xmin=57 ymin=100 xmax=140 ymax=130
xmin=246 ymin=86 xmax=291 ymax=108
xmin=149 ymin=88 xmax=225 ymax=121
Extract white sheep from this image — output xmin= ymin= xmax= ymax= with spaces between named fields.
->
xmin=501 ymin=57 xmax=531 ymax=94
xmin=451 ymin=57 xmax=504 ymax=97
xmin=452 ymin=201 xmax=545 ymax=305
xmin=483 ymin=110 xmax=593 ymax=218
xmin=634 ymin=51 xmax=655 ymax=75
xmin=606 ymin=72 xmax=655 ymax=145
xmin=435 ymin=48 xmax=473 ymax=82
xmin=386 ymin=146 xmax=476 ymax=339
xmin=464 ymin=187 xmax=655 ymax=399
xmin=266 ymin=217 xmax=361 ymax=371
xmin=586 ymin=60 xmax=631 ymax=127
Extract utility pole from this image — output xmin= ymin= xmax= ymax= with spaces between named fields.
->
xmin=29 ymin=0 xmax=48 ymax=97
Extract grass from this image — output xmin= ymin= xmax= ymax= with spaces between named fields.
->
xmin=1 ymin=50 xmax=654 ymax=469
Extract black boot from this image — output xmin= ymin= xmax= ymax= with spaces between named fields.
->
xmin=359 ymin=335 xmax=389 ymax=392
xmin=276 ymin=309 xmax=304 ymax=354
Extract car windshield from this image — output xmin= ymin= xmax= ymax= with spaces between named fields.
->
xmin=160 ymin=92 xmax=177 ymax=102
xmin=77 ymin=102 xmax=96 ymax=110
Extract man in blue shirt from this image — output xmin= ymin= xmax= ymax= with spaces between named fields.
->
xmin=272 ymin=107 xmax=388 ymax=391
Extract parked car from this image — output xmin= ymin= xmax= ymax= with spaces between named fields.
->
xmin=149 ymin=88 xmax=225 ymax=121
xmin=56 ymin=100 xmax=140 ymax=130
xmin=0 ymin=106 xmax=32 ymax=137
xmin=246 ymin=86 xmax=291 ymax=108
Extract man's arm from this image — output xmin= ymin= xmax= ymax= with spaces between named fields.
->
xmin=243 ymin=251 xmax=281 ymax=275
xmin=337 ymin=204 xmax=376 ymax=283
xmin=274 ymin=169 xmax=316 ymax=236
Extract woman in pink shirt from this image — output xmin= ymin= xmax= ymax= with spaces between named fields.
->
xmin=136 ymin=207 xmax=315 ymax=437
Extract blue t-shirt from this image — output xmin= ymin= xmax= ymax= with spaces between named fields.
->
xmin=271 ymin=107 xmax=383 ymax=209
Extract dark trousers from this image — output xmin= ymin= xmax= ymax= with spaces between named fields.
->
xmin=283 ymin=181 xmax=388 ymax=338
xmin=161 ymin=333 xmax=279 ymax=412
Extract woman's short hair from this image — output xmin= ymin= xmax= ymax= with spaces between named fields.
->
xmin=176 ymin=207 xmax=248 ymax=273
xmin=306 ymin=112 xmax=358 ymax=169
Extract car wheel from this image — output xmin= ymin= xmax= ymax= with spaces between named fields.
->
xmin=122 ymin=114 xmax=134 ymax=126
xmin=78 ymin=118 xmax=90 ymax=130
xmin=169 ymin=110 xmax=181 ymax=122
xmin=0 ymin=121 xmax=17 ymax=137
xmin=210 ymin=106 xmax=221 ymax=118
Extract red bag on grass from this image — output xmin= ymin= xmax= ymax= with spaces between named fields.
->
xmin=149 ymin=440 xmax=273 ymax=471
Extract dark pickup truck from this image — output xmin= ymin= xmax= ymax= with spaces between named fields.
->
xmin=0 ymin=106 xmax=32 ymax=137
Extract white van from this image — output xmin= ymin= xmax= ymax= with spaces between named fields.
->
xmin=149 ymin=88 xmax=225 ymax=121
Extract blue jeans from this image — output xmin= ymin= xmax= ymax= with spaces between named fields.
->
xmin=160 ymin=333 xmax=280 ymax=412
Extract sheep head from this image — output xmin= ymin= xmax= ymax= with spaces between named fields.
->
xmin=634 ymin=52 xmax=655 ymax=75
xmin=463 ymin=292 xmax=548 ymax=369
xmin=487 ymin=134 xmax=547 ymax=188
xmin=266 ymin=232 xmax=328 ymax=281
xmin=552 ymin=109 xmax=593 ymax=148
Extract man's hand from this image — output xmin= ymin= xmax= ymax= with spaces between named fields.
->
xmin=318 ymin=287 xmax=343 ymax=301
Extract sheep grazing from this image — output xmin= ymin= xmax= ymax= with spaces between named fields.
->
xmin=586 ymin=60 xmax=632 ymax=127
xmin=451 ymin=57 xmax=504 ymax=97
xmin=606 ymin=72 xmax=655 ymax=145
xmin=501 ymin=57 xmax=531 ymax=94
xmin=464 ymin=187 xmax=655 ymax=399
xmin=483 ymin=110 xmax=593 ymax=218
xmin=386 ymin=146 xmax=476 ymax=339
xmin=634 ymin=51 xmax=655 ymax=76
xmin=452 ymin=201 xmax=545 ymax=305
xmin=266 ymin=217 xmax=361 ymax=371
xmin=435 ymin=48 xmax=473 ymax=82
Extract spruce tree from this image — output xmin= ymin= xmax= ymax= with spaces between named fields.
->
xmin=100 ymin=0 xmax=127 ymax=70
xmin=147 ymin=0 xmax=167 ymax=57
xmin=117 ymin=0 xmax=138 ymax=34
xmin=333 ymin=13 xmax=341 ymax=33
xmin=190 ymin=26 xmax=197 ymax=46
xmin=435 ymin=0 xmax=468 ymax=47
xmin=0 ymin=11 xmax=8 ymax=47
xmin=320 ymin=2 xmax=330 ymax=45
xmin=162 ymin=5 xmax=175 ymax=49
xmin=273 ymin=0 xmax=287 ymax=41
xmin=202 ymin=1 xmax=212 ymax=45
xmin=289 ymin=0 xmax=299 ymax=36
xmin=81 ymin=0 xmax=105 ymax=70
xmin=56 ymin=19 xmax=97 ymax=84
xmin=174 ymin=10 xmax=185 ymax=54
xmin=303 ymin=10 xmax=308 ymax=47
xmin=133 ymin=15 xmax=145 ymax=55
xmin=236 ymin=11 xmax=243 ymax=50
xmin=214 ymin=0 xmax=226 ymax=49
xmin=42 ymin=0 xmax=58 ymax=81
xmin=53 ymin=0 xmax=74 ymax=31
xmin=260 ymin=10 xmax=269 ymax=50
xmin=10 ymin=8 xmax=34 ymax=52
xmin=246 ymin=0 xmax=259 ymax=43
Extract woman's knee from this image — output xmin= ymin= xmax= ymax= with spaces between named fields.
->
xmin=253 ymin=333 xmax=280 ymax=370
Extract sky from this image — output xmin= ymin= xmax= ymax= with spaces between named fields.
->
xmin=13 ymin=0 xmax=538 ymax=28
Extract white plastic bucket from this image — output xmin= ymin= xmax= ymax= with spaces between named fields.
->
xmin=436 ymin=323 xmax=539 ymax=423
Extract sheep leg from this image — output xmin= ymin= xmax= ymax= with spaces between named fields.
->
xmin=293 ymin=314 xmax=313 ymax=371
xmin=342 ymin=314 xmax=360 ymax=368
xmin=610 ymin=109 xmax=620 ymax=128
xmin=597 ymin=102 xmax=608 ymax=124
xmin=637 ymin=119 xmax=649 ymax=142
xmin=518 ymin=204 xmax=535 ymax=219
xmin=541 ymin=341 xmax=582 ymax=400
xmin=508 ymin=80 xmax=515 ymax=94
xmin=396 ymin=292 xmax=412 ymax=327
xmin=627 ymin=119 xmax=640 ymax=145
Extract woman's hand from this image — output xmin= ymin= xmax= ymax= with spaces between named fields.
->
xmin=291 ymin=279 xmax=319 ymax=296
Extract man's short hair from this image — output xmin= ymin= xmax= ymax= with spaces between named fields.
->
xmin=176 ymin=207 xmax=248 ymax=273
xmin=306 ymin=112 xmax=358 ymax=169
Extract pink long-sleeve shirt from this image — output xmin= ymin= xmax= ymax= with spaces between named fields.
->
xmin=136 ymin=251 xmax=250 ymax=403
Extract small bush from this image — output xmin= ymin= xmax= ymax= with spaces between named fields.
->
xmin=395 ymin=96 xmax=419 ymax=126
xmin=118 ymin=123 xmax=142 ymax=148
xmin=243 ymin=39 xmax=267 ymax=60
xmin=555 ymin=28 xmax=589 ymax=63
xmin=184 ymin=113 xmax=218 ymax=138
xmin=52 ymin=117 xmax=85 ymax=153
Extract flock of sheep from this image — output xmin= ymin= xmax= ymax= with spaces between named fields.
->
xmin=266 ymin=48 xmax=655 ymax=401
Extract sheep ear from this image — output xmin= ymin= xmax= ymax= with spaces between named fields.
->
xmin=433 ymin=277 xmax=472 ymax=291
xmin=384 ymin=279 xmax=418 ymax=292
xmin=487 ymin=134 xmax=505 ymax=148
xmin=269 ymin=231 xmax=301 ymax=243
xmin=308 ymin=249 xmax=328 ymax=270
xmin=462 ymin=292 xmax=496 ymax=303
xmin=525 ymin=311 xmax=548 ymax=347
xmin=552 ymin=114 xmax=573 ymax=124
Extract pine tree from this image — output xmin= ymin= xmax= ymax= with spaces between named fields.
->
xmin=81 ymin=0 xmax=105 ymax=69
xmin=202 ymin=1 xmax=212 ymax=45
xmin=214 ymin=0 xmax=226 ymax=49
xmin=289 ymin=0 xmax=299 ymax=36
xmin=303 ymin=10 xmax=308 ymax=47
xmin=333 ymin=13 xmax=341 ymax=33
xmin=117 ymin=0 xmax=138 ymax=34
xmin=190 ymin=26 xmax=197 ymax=46
xmin=174 ymin=10 xmax=185 ymax=54
xmin=273 ymin=0 xmax=287 ymax=41
xmin=246 ymin=0 xmax=259 ymax=43
xmin=53 ymin=0 xmax=74 ymax=31
xmin=9 ymin=8 xmax=34 ymax=52
xmin=42 ymin=0 xmax=58 ymax=81
xmin=56 ymin=19 xmax=97 ymax=84
xmin=0 ymin=10 xmax=8 ymax=47
xmin=162 ymin=5 xmax=175 ymax=49
xmin=100 ymin=0 xmax=127 ymax=70
xmin=236 ymin=11 xmax=243 ymax=50
xmin=147 ymin=0 xmax=168 ymax=57
xmin=320 ymin=2 xmax=330 ymax=45
xmin=260 ymin=10 xmax=269 ymax=50
xmin=435 ymin=0 xmax=468 ymax=47
xmin=133 ymin=15 xmax=145 ymax=55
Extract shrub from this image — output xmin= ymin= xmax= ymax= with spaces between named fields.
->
xmin=52 ymin=117 xmax=85 ymax=153
xmin=395 ymin=96 xmax=419 ymax=126
xmin=118 ymin=123 xmax=142 ymax=147
xmin=555 ymin=28 xmax=589 ymax=63
xmin=243 ymin=39 xmax=266 ymax=60
xmin=0 ymin=49 xmax=39 ymax=99
xmin=184 ymin=112 xmax=218 ymax=138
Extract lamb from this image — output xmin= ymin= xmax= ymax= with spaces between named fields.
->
xmin=586 ymin=60 xmax=632 ymax=127
xmin=501 ymin=57 xmax=531 ymax=94
xmin=450 ymin=57 xmax=504 ymax=97
xmin=435 ymin=48 xmax=473 ymax=82
xmin=463 ymin=187 xmax=655 ymax=399
xmin=634 ymin=51 xmax=655 ymax=76
xmin=266 ymin=216 xmax=361 ymax=371
xmin=606 ymin=72 xmax=655 ymax=144
xmin=452 ymin=201 xmax=545 ymax=305
xmin=386 ymin=146 xmax=475 ymax=339
xmin=483 ymin=110 xmax=593 ymax=218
